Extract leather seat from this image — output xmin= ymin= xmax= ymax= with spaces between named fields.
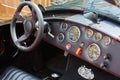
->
xmin=0 ymin=67 xmax=41 ymax=80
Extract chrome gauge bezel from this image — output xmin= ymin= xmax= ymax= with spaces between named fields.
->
xmin=86 ymin=29 xmax=94 ymax=38
xmin=61 ymin=23 xmax=69 ymax=31
xmin=67 ymin=26 xmax=81 ymax=42
xmin=94 ymin=32 xmax=102 ymax=41
xmin=86 ymin=43 xmax=101 ymax=61
xmin=57 ymin=33 xmax=65 ymax=42
xmin=102 ymin=36 xmax=111 ymax=45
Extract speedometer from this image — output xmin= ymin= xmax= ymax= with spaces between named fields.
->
xmin=67 ymin=26 xmax=80 ymax=42
xmin=86 ymin=43 xmax=101 ymax=61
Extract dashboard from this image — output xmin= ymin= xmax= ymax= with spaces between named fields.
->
xmin=43 ymin=9 xmax=120 ymax=78
xmin=0 ymin=1 xmax=120 ymax=80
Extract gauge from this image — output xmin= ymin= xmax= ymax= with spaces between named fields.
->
xmin=68 ymin=26 xmax=80 ymax=42
xmin=86 ymin=43 xmax=101 ymax=61
xmin=94 ymin=32 xmax=102 ymax=41
xmin=61 ymin=23 xmax=68 ymax=31
xmin=86 ymin=29 xmax=93 ymax=38
xmin=102 ymin=36 xmax=111 ymax=45
xmin=57 ymin=33 xmax=65 ymax=42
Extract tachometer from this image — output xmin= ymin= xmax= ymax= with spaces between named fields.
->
xmin=67 ymin=26 xmax=80 ymax=42
xmin=86 ymin=43 xmax=101 ymax=61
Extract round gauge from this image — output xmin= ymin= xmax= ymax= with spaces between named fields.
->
xmin=102 ymin=36 xmax=111 ymax=45
xmin=68 ymin=26 xmax=80 ymax=42
xmin=57 ymin=33 xmax=65 ymax=42
xmin=86 ymin=29 xmax=93 ymax=38
xmin=86 ymin=43 xmax=101 ymax=61
xmin=61 ymin=23 xmax=68 ymax=31
xmin=94 ymin=32 xmax=102 ymax=41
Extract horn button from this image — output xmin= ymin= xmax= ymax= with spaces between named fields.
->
xmin=24 ymin=20 xmax=33 ymax=33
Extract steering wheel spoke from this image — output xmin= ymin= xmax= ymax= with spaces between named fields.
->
xmin=15 ymin=13 xmax=26 ymax=23
xmin=18 ymin=33 xmax=30 ymax=42
xmin=32 ymin=8 xmax=38 ymax=22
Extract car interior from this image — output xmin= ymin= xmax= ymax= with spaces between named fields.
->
xmin=0 ymin=0 xmax=120 ymax=80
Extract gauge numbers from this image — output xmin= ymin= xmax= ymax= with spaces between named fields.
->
xmin=86 ymin=43 xmax=101 ymax=61
xmin=68 ymin=26 xmax=80 ymax=42
xmin=86 ymin=29 xmax=93 ymax=38
xmin=102 ymin=36 xmax=111 ymax=45
xmin=94 ymin=32 xmax=102 ymax=41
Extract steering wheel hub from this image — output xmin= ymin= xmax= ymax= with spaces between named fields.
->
xmin=24 ymin=20 xmax=33 ymax=33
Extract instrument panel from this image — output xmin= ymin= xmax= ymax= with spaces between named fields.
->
xmin=44 ymin=19 xmax=120 ymax=78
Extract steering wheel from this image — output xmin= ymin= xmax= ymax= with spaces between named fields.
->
xmin=10 ymin=1 xmax=44 ymax=52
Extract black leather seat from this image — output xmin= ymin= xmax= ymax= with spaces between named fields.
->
xmin=0 ymin=67 xmax=41 ymax=80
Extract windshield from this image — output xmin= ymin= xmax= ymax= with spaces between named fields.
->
xmin=51 ymin=0 xmax=120 ymax=7
xmin=50 ymin=0 xmax=120 ymax=22
xmin=0 ymin=0 xmax=120 ymax=24
xmin=50 ymin=0 xmax=120 ymax=14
